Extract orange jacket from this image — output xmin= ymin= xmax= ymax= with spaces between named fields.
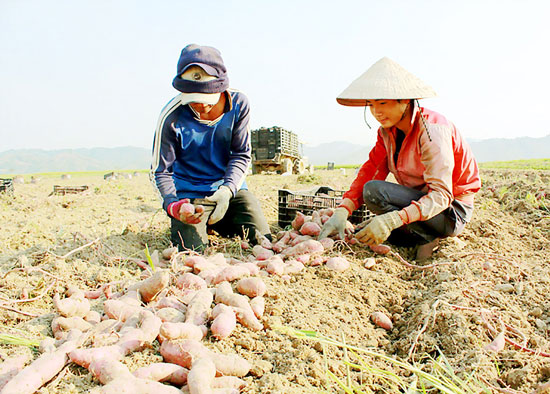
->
xmin=343 ymin=104 xmax=481 ymax=223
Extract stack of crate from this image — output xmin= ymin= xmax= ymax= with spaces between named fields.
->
xmin=51 ymin=185 xmax=89 ymax=196
xmin=251 ymin=127 xmax=299 ymax=160
xmin=0 ymin=178 xmax=14 ymax=194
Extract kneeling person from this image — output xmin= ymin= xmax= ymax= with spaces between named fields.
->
xmin=151 ymin=44 xmax=271 ymax=251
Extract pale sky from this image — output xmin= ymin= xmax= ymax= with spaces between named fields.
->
xmin=1 ymin=0 xmax=549 ymax=152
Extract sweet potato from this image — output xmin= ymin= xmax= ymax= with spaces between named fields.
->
xmin=162 ymin=246 xmax=179 ymax=260
xmin=116 ymin=310 xmax=162 ymax=354
xmin=369 ymin=244 xmax=391 ymax=255
xmin=281 ymin=239 xmax=324 ymax=257
xmin=211 ymin=265 xmax=250 ymax=285
xmin=184 ymin=255 xmax=208 ymax=269
xmin=371 ymin=311 xmax=393 ymax=330
xmin=299 ymin=222 xmax=321 ymax=236
xmin=326 ymin=257 xmax=350 ymax=272
xmin=211 ymin=376 xmax=246 ymax=390
xmin=210 ymin=304 xmax=236 ymax=340
xmin=251 ymin=245 xmax=274 ymax=260
xmin=235 ymin=277 xmax=266 ymax=298
xmin=249 ymin=296 xmax=265 ymax=319
xmin=318 ymin=237 xmax=335 ymax=250
xmin=232 ymin=262 xmax=258 ymax=276
xmin=116 ymin=289 xmax=142 ymax=306
xmin=291 ymin=212 xmax=306 ymax=230
xmin=53 ymin=292 xmax=90 ymax=318
xmin=2 ymin=340 xmax=78 ymax=394
xmin=53 ymin=316 xmax=94 ymax=334
xmin=484 ymin=331 xmax=505 ymax=353
xmin=311 ymin=210 xmax=323 ymax=227
xmin=156 ymin=296 xmax=187 ymax=312
xmin=88 ymin=358 xmax=182 ymax=394
xmin=256 ymin=254 xmax=282 ymax=269
xmin=151 ymin=366 xmax=192 ymax=387
xmin=187 ymin=358 xmax=216 ymax=394
xmin=39 ymin=337 xmax=57 ymax=354
xmin=310 ymin=256 xmax=328 ymax=267
xmin=289 ymin=234 xmax=312 ymax=246
xmin=215 ymin=282 xmax=263 ymax=331
xmin=138 ymin=269 xmax=170 ymax=303
xmin=133 ymin=362 xmax=189 ymax=386
xmin=207 ymin=253 xmax=228 ymax=266
xmin=70 ymin=345 xmax=127 ymax=368
xmin=256 ymin=233 xmax=273 ymax=250
xmin=295 ymin=254 xmax=310 ymax=265
xmin=266 ymin=258 xmax=285 ymax=276
xmin=271 ymin=231 xmax=291 ymax=253
xmin=176 ymin=272 xmax=207 ymax=291
xmin=84 ymin=310 xmax=101 ymax=324
xmin=0 ymin=354 xmax=30 ymax=390
xmin=185 ymin=289 xmax=214 ymax=326
xmin=160 ymin=339 xmax=251 ymax=377
xmin=103 ymin=299 xmax=143 ymax=321
xmin=160 ymin=322 xmax=204 ymax=341
xmin=156 ymin=307 xmax=186 ymax=323
xmin=284 ymin=260 xmax=305 ymax=275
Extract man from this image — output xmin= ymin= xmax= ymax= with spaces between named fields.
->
xmin=319 ymin=57 xmax=481 ymax=261
xmin=151 ymin=44 xmax=271 ymax=251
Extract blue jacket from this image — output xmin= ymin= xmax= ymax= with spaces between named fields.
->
xmin=151 ymin=89 xmax=250 ymax=210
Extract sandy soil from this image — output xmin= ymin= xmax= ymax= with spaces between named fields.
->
xmin=0 ymin=168 xmax=549 ymax=393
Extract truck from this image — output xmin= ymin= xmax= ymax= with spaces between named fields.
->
xmin=250 ymin=126 xmax=312 ymax=174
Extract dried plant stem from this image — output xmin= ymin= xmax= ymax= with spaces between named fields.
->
xmin=408 ymin=299 xmax=441 ymax=360
xmin=0 ymin=280 xmax=56 ymax=305
xmin=390 ymin=251 xmax=453 ymax=270
xmin=0 ymin=304 xmax=39 ymax=317
xmin=3 ymin=267 xmax=63 ymax=281
xmin=49 ymin=237 xmax=100 ymax=259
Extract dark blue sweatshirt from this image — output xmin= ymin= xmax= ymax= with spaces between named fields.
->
xmin=151 ymin=89 xmax=250 ymax=210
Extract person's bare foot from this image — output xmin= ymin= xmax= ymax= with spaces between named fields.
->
xmin=415 ymin=238 xmax=440 ymax=262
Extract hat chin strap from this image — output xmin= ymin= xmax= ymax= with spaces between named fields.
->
xmin=363 ymin=106 xmax=372 ymax=129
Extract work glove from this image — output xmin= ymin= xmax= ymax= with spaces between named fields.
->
xmin=318 ymin=207 xmax=349 ymax=240
xmin=205 ymin=185 xmax=232 ymax=225
xmin=167 ymin=199 xmax=204 ymax=224
xmin=355 ymin=211 xmax=404 ymax=246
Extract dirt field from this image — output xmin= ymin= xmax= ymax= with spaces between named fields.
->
xmin=0 ymin=168 xmax=549 ymax=393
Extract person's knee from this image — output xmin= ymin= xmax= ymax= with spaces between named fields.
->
xmin=363 ymin=180 xmax=386 ymax=210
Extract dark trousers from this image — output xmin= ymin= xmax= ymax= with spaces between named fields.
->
xmin=171 ymin=190 xmax=271 ymax=251
xmin=363 ymin=180 xmax=473 ymax=246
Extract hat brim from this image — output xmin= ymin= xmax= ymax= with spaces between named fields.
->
xmin=180 ymin=92 xmax=221 ymax=105
xmin=181 ymin=63 xmax=219 ymax=77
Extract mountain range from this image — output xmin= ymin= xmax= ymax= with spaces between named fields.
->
xmin=0 ymin=135 xmax=548 ymax=175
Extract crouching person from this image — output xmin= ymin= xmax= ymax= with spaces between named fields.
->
xmin=319 ymin=57 xmax=481 ymax=261
xmin=151 ymin=44 xmax=271 ymax=251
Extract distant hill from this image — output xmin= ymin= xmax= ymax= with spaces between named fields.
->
xmin=0 ymin=135 xmax=548 ymax=175
xmin=0 ymin=147 xmax=151 ymax=175
xmin=304 ymin=135 xmax=550 ymax=167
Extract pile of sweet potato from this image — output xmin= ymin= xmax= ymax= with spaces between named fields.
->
xmin=0 ymin=208 xmax=390 ymax=393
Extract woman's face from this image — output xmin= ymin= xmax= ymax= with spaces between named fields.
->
xmin=366 ymin=99 xmax=409 ymax=128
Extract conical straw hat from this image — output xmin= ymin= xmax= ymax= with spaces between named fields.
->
xmin=336 ymin=57 xmax=436 ymax=106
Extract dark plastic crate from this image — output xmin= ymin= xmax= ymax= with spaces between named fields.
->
xmin=51 ymin=185 xmax=89 ymax=196
xmin=278 ymin=186 xmax=373 ymax=228
xmin=0 ymin=178 xmax=14 ymax=194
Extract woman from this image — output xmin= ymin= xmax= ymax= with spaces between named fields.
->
xmin=319 ymin=57 xmax=481 ymax=260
